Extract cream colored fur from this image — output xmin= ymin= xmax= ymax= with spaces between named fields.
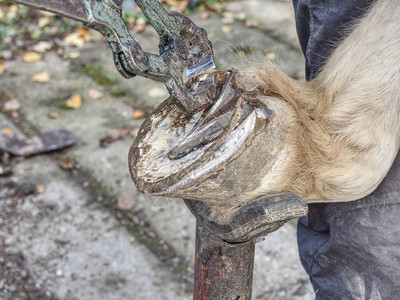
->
xmin=249 ymin=0 xmax=400 ymax=203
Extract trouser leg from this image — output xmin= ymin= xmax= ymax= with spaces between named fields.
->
xmin=297 ymin=152 xmax=400 ymax=298
xmin=293 ymin=0 xmax=400 ymax=298
xmin=293 ymin=0 xmax=375 ymax=79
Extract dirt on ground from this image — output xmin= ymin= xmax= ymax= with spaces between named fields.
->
xmin=0 ymin=181 xmax=53 ymax=300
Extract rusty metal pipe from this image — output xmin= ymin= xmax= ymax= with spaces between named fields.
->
xmin=187 ymin=196 xmax=307 ymax=299
xmin=194 ymin=221 xmax=255 ymax=300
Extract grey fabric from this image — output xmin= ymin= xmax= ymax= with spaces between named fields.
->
xmin=293 ymin=0 xmax=400 ymax=299
xmin=293 ymin=0 xmax=375 ymax=79
xmin=298 ymin=152 xmax=400 ymax=299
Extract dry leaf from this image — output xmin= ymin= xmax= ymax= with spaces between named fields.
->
xmin=8 ymin=5 xmax=19 ymax=12
xmin=1 ymin=50 xmax=12 ymax=60
xmin=130 ymin=109 xmax=145 ymax=119
xmin=1 ymin=128 xmax=14 ymax=135
xmin=49 ymin=112 xmax=60 ymax=119
xmin=64 ymin=33 xmax=85 ymax=47
xmin=100 ymin=127 xmax=131 ymax=147
xmin=235 ymin=12 xmax=246 ymax=21
xmin=117 ymin=197 xmax=136 ymax=210
xmin=3 ymin=99 xmax=21 ymax=111
xmin=11 ymin=111 xmax=19 ymax=120
xmin=32 ymin=41 xmax=52 ymax=53
xmin=222 ymin=11 xmax=235 ymax=24
xmin=67 ymin=52 xmax=80 ymax=59
xmin=245 ymin=20 xmax=259 ymax=28
xmin=32 ymin=71 xmax=51 ymax=82
xmin=201 ymin=12 xmax=210 ymax=20
xmin=63 ymin=94 xmax=82 ymax=109
xmin=59 ymin=160 xmax=78 ymax=174
xmin=35 ymin=185 xmax=46 ymax=194
xmin=148 ymin=87 xmax=167 ymax=98
xmin=64 ymin=28 xmax=91 ymax=47
xmin=222 ymin=11 xmax=235 ymax=19
xmin=37 ymin=17 xmax=50 ymax=29
xmin=59 ymin=160 xmax=75 ymax=170
xmin=76 ymin=28 xmax=91 ymax=42
xmin=213 ymin=2 xmax=222 ymax=9
xmin=132 ymin=24 xmax=145 ymax=34
xmin=6 ymin=5 xmax=18 ymax=19
xmin=22 ymin=52 xmax=42 ymax=63
xmin=221 ymin=26 xmax=233 ymax=34
xmin=136 ymin=18 xmax=147 ymax=26
xmin=0 ymin=64 xmax=4 ymax=75
xmin=170 ymin=0 xmax=188 ymax=13
xmin=41 ymin=11 xmax=56 ymax=17
xmin=88 ymin=89 xmax=104 ymax=100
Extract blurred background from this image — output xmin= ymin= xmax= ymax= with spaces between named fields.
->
xmin=0 ymin=1 xmax=312 ymax=299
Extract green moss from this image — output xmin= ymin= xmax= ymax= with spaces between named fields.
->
xmin=110 ymin=88 xmax=127 ymax=97
xmin=176 ymin=261 xmax=191 ymax=276
xmin=79 ymin=65 xmax=117 ymax=86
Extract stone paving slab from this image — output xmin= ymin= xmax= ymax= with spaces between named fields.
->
xmin=0 ymin=5 xmax=313 ymax=300
xmin=224 ymin=0 xmax=301 ymax=48
xmin=0 ymin=135 xmax=191 ymax=299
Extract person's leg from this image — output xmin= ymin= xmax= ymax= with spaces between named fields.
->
xmin=293 ymin=0 xmax=375 ymax=79
xmin=298 ymin=153 xmax=400 ymax=299
xmin=293 ymin=1 xmax=400 ymax=298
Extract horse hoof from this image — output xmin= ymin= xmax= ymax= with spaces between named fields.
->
xmin=129 ymin=70 xmax=298 ymax=207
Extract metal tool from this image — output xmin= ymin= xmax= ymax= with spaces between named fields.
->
xmin=11 ymin=0 xmax=216 ymax=114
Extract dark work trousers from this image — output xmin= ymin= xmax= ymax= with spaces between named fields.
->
xmin=293 ymin=1 xmax=400 ymax=299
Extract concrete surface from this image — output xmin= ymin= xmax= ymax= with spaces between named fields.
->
xmin=225 ymin=0 xmax=301 ymax=48
xmin=0 ymin=1 xmax=314 ymax=299
xmin=1 ymin=155 xmax=191 ymax=300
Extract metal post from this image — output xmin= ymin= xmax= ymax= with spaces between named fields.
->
xmin=185 ymin=196 xmax=307 ymax=300
xmin=193 ymin=221 xmax=255 ymax=300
